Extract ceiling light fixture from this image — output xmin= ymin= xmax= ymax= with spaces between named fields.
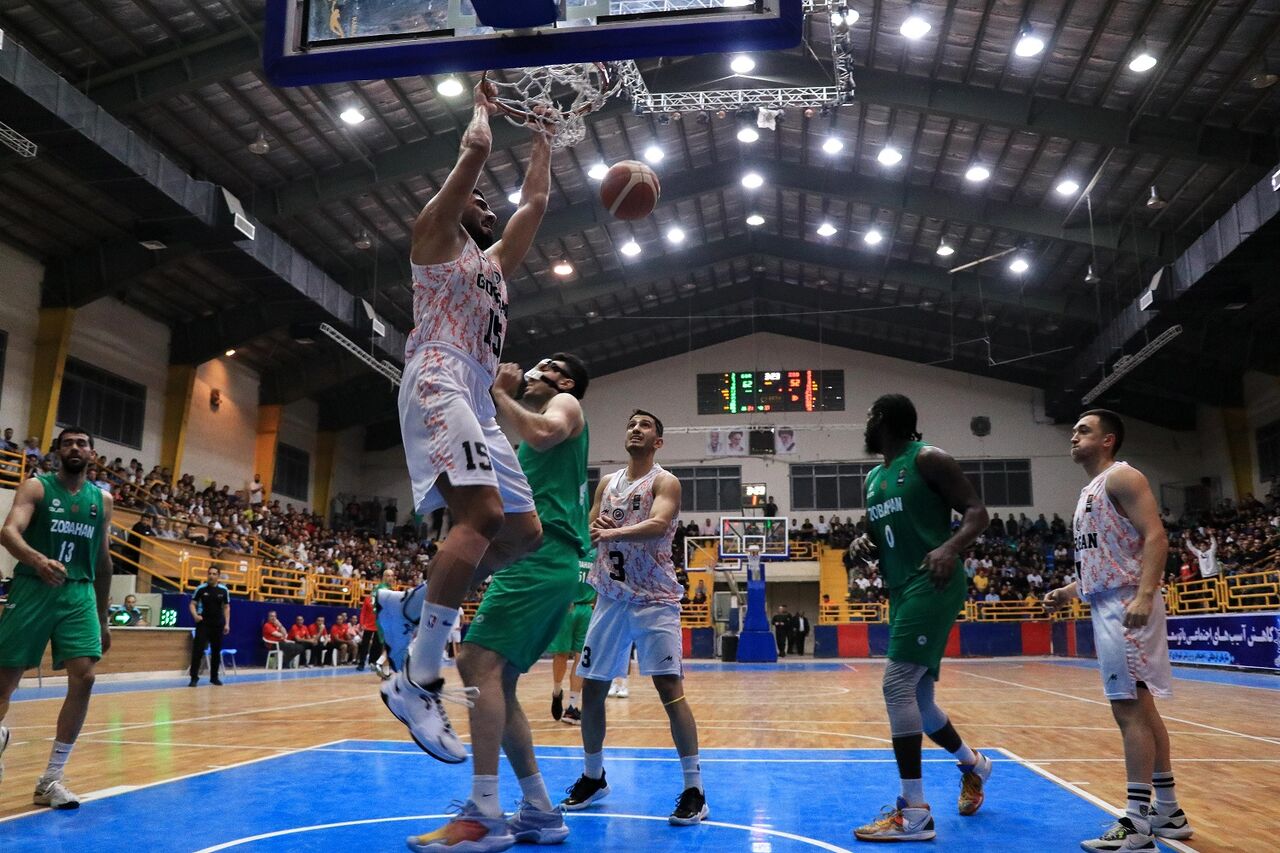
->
xmin=1085 ymin=265 xmax=1101 ymax=285
xmin=643 ymin=145 xmax=664 ymax=164
xmin=900 ymin=10 xmax=931 ymax=40
xmin=965 ymin=164 xmax=991 ymax=182
xmin=620 ymin=240 xmax=641 ymax=256
xmin=817 ymin=221 xmax=837 ymax=237
xmin=247 ymin=130 xmax=270 ymax=155
xmin=1128 ymin=44 xmax=1158 ymax=73
xmin=936 ymin=241 xmax=955 ymax=257
xmin=224 ymin=349 xmax=236 ymax=357
xmin=1248 ymin=60 xmax=1278 ymax=89
xmin=1014 ymin=29 xmax=1045 ymax=58
xmin=552 ymin=260 xmax=574 ymax=276
xmin=436 ymin=77 xmax=465 ymax=97
xmin=1146 ymin=185 xmax=1167 ymax=210
xmin=1055 ymin=179 xmax=1081 ymax=196
xmin=588 ymin=162 xmax=609 ymax=180
xmin=741 ymin=171 xmax=764 ymax=189
xmin=507 ymin=190 xmax=521 ymax=205
xmin=1009 ymin=256 xmax=1030 ymax=274
xmin=666 ymin=227 xmax=685 ymax=244
xmin=737 ymin=127 xmax=760 ymax=143
xmin=354 ymin=230 xmax=372 ymax=250
xmin=877 ymin=145 xmax=903 ymax=166
xmin=746 ymin=213 xmax=765 ymax=226
xmin=864 ymin=228 xmax=883 ymax=245
xmin=339 ymin=107 xmax=365 ymax=125
xmin=585 ymin=310 xmax=599 ymax=318
xmin=822 ymin=137 xmax=844 ymax=154
xmin=730 ymin=55 xmax=756 ymax=75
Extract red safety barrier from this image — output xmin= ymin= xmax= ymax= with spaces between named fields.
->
xmin=837 ymin=623 xmax=870 ymax=657
xmin=1020 ymin=621 xmax=1052 ymax=656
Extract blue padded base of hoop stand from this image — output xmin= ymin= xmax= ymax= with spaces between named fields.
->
xmin=471 ymin=0 xmax=558 ymax=29
xmin=736 ymin=575 xmax=778 ymax=662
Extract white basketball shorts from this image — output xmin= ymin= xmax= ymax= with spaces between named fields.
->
xmin=576 ymin=595 xmax=683 ymax=681
xmin=398 ymin=344 xmax=534 ymax=517
xmin=1086 ymin=585 xmax=1173 ymax=701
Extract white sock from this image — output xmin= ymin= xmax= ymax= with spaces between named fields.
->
xmin=583 ymin=751 xmax=604 ymax=780
xmin=408 ymin=602 xmax=458 ymax=684
xmin=900 ymin=778 xmax=925 ymax=807
xmin=1152 ymin=770 xmax=1178 ymax=810
xmin=42 ymin=740 xmax=73 ymax=782
xmin=953 ymin=743 xmax=978 ymax=766
xmin=471 ymin=774 xmax=501 ymax=817
xmin=1125 ymin=782 xmax=1152 ymax=830
xmin=680 ymin=753 xmax=702 ymax=792
xmin=518 ymin=772 xmax=553 ymax=811
xmin=568 ymin=691 xmax=580 ymax=708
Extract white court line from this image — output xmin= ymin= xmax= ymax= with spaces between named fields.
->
xmin=77 ymin=738 xmax=305 ymax=752
xmin=996 ymin=747 xmax=1199 ymax=853
xmin=190 ymin=811 xmax=854 ymax=853
xmin=0 ymin=738 xmax=347 ymax=824
xmin=525 ymin=721 xmax=893 ymax=744
xmin=956 ymin=669 xmax=1280 ymax=747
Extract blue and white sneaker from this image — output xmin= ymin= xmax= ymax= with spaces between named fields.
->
xmin=379 ymin=649 xmax=476 ymax=764
xmin=376 ymin=584 xmax=425 ymax=673
xmin=0 ymin=725 xmax=9 ymax=784
xmin=406 ymin=800 xmax=515 ymax=852
xmin=853 ymin=797 xmax=936 ymax=842
xmin=507 ymin=800 xmax=570 ymax=844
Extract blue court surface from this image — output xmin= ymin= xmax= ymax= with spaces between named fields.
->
xmin=3 ymin=741 xmax=1183 ymax=852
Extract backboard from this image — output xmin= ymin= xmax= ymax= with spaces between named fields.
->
xmin=264 ymin=0 xmax=805 ymax=86
xmin=719 ymin=515 xmax=789 ymax=560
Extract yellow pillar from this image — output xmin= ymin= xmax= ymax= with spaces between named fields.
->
xmin=254 ymin=404 xmax=282 ymax=500
xmin=1221 ymin=408 xmax=1255 ymax=501
xmin=313 ymin=431 xmax=338 ymax=517
xmin=160 ymin=364 xmax=197 ymax=479
xmin=27 ymin=307 xmax=75 ymax=450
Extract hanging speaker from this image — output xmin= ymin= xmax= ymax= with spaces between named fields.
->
xmin=970 ymin=416 xmax=991 ymax=437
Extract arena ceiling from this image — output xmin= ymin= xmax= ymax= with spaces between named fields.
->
xmin=1 ymin=0 xmax=1278 ymax=444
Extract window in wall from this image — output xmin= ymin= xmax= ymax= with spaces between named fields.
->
xmin=790 ymin=463 xmax=878 ymax=511
xmin=0 ymin=329 xmax=6 ymax=409
xmin=960 ymin=458 xmax=1032 ymax=506
xmin=274 ymin=443 xmax=311 ymax=502
xmin=587 ymin=467 xmax=600 ymax=505
xmin=666 ymin=466 xmax=742 ymax=513
xmin=1258 ymin=420 xmax=1280 ymax=484
xmin=56 ymin=357 xmax=146 ymax=449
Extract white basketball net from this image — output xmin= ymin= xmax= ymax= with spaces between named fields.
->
xmin=487 ymin=63 xmax=622 ymax=149
xmin=745 ymin=544 xmax=762 ymax=577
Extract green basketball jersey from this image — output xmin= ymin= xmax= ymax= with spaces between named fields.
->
xmin=517 ymin=419 xmax=590 ymax=556
xmin=574 ymin=549 xmax=598 ymax=605
xmin=17 ymin=472 xmax=106 ymax=582
xmin=864 ymin=442 xmax=960 ymax=592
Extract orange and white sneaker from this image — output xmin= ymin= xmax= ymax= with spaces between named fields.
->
xmin=853 ymin=797 xmax=936 ymax=842
xmin=958 ymin=751 xmax=993 ymax=816
xmin=406 ymin=800 xmax=515 ymax=852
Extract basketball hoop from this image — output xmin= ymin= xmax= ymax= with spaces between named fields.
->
xmin=745 ymin=544 xmax=762 ymax=578
xmin=482 ymin=64 xmax=622 ymax=150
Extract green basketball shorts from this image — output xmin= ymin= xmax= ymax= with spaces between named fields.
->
xmin=464 ymin=533 xmax=582 ymax=672
xmin=0 ymin=576 xmax=101 ymax=669
xmin=546 ymin=602 xmax=593 ymax=656
xmin=885 ymin=572 xmax=966 ymax=680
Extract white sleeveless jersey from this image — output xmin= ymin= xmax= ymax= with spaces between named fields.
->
xmin=1073 ymin=462 xmax=1144 ymax=598
xmin=405 ymin=236 xmax=507 ymax=379
xmin=589 ymin=465 xmax=681 ymax=606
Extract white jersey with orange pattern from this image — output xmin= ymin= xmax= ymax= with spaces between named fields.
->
xmin=1073 ymin=461 xmax=1145 ymax=598
xmin=588 ymin=465 xmax=681 ymax=606
xmin=405 ymin=235 xmax=508 ymax=380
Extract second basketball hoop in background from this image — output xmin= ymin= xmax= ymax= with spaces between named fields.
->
xmin=601 ymin=160 xmax=661 ymax=220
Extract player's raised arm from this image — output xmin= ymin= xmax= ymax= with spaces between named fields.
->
xmin=412 ymin=79 xmax=499 ymax=265
xmin=489 ymin=125 xmax=551 ymax=274
xmin=492 ymin=363 xmax=583 ymax=451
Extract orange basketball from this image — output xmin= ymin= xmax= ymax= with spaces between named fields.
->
xmin=600 ymin=160 xmax=661 ymax=220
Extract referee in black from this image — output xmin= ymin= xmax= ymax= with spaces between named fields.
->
xmin=188 ymin=566 xmax=231 ymax=686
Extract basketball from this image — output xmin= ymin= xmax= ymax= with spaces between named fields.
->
xmin=600 ymin=160 xmax=661 ymax=220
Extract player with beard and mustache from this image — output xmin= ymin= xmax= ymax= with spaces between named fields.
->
xmin=379 ymin=77 xmax=555 ymax=791
xmin=848 ymin=395 xmax=993 ymax=843
xmin=0 ymin=427 xmax=115 ymax=810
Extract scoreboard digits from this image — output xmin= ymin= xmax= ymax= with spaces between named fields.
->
xmin=697 ymin=370 xmax=844 ymax=415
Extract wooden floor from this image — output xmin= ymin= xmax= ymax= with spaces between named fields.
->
xmin=2 ymin=659 xmax=1277 ymax=851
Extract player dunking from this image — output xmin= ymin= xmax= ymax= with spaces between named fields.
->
xmin=1045 ymin=410 xmax=1194 ymax=851
xmin=0 ymin=427 xmax=114 ymax=809
xmin=850 ymin=395 xmax=993 ymax=842
xmin=560 ymin=410 xmax=709 ymax=825
xmin=379 ymin=79 xmax=552 ymax=763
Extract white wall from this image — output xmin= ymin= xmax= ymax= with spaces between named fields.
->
xmin=579 ymin=333 xmax=1230 ymax=521
xmin=274 ymin=398 xmax=319 ymax=508
xmin=184 ymin=356 xmax=259 ymax=491
xmin=328 ymin=426 xmax=367 ymax=514
xmin=1243 ymin=371 xmax=1280 ymax=497
xmin=0 ymin=243 xmax=41 ymax=441
xmin=359 ymin=445 xmax=416 ymax=518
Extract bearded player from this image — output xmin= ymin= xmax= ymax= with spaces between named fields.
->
xmin=379 ymin=79 xmax=553 ymax=766
xmin=850 ymin=395 xmax=993 ymax=842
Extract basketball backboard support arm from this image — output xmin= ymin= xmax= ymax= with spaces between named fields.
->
xmin=264 ymin=0 xmax=805 ymax=86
